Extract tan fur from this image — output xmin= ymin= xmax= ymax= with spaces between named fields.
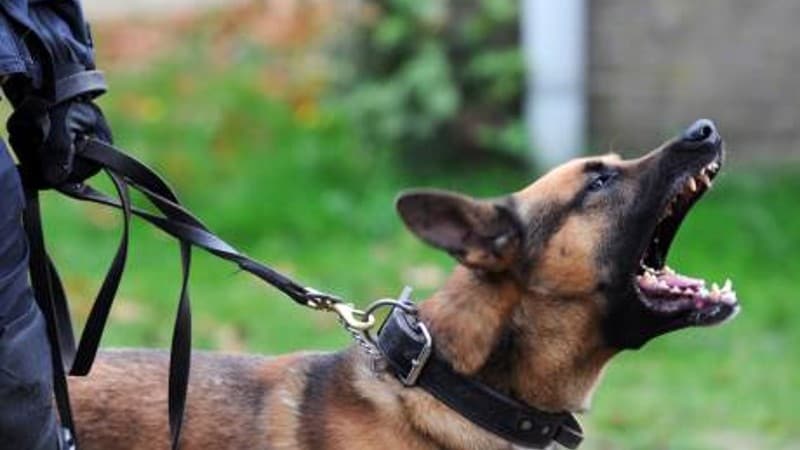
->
xmin=420 ymin=266 xmax=520 ymax=374
xmin=259 ymin=354 xmax=313 ymax=449
xmin=515 ymin=155 xmax=621 ymax=213
xmin=533 ymin=214 xmax=603 ymax=295
xmin=70 ymin=153 xmax=642 ymax=449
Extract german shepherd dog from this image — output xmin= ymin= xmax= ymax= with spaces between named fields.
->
xmin=69 ymin=119 xmax=739 ymax=449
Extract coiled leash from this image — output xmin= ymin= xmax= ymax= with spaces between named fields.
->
xmin=24 ymin=140 xmax=583 ymax=450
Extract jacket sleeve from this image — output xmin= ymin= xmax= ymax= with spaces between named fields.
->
xmin=0 ymin=12 xmax=33 ymax=79
xmin=1 ymin=0 xmax=105 ymax=105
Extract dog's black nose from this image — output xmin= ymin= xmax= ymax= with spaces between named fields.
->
xmin=681 ymin=119 xmax=719 ymax=144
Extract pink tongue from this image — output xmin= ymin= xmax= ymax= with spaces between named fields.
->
xmin=661 ymin=272 xmax=704 ymax=288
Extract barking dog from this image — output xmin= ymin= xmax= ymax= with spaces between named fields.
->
xmin=69 ymin=119 xmax=739 ymax=449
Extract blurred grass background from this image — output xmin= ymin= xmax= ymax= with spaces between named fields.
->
xmin=14 ymin=2 xmax=800 ymax=449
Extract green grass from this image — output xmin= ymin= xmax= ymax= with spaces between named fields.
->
xmin=25 ymin=48 xmax=800 ymax=448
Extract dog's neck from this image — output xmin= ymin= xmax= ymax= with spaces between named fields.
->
xmin=419 ymin=265 xmax=616 ymax=413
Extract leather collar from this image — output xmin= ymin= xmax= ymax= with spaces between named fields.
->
xmin=376 ymin=304 xmax=583 ymax=449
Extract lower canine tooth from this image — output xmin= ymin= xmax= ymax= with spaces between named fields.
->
xmin=700 ymin=173 xmax=712 ymax=187
xmin=688 ymin=178 xmax=697 ymax=192
xmin=723 ymin=279 xmax=732 ymax=292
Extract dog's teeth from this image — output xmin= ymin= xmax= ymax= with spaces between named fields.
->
xmin=670 ymin=287 xmax=682 ymax=294
xmin=664 ymin=265 xmax=675 ymax=275
xmin=722 ymin=279 xmax=732 ymax=292
xmin=710 ymin=283 xmax=721 ymax=299
xmin=687 ymin=177 xmax=697 ymax=192
xmin=657 ymin=280 xmax=670 ymax=290
xmin=700 ymin=173 xmax=712 ymax=187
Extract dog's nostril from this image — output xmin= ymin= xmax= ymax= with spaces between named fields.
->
xmin=682 ymin=119 xmax=719 ymax=143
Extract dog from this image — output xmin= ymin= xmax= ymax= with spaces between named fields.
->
xmin=68 ymin=119 xmax=739 ymax=449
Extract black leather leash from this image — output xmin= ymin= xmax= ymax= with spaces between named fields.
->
xmin=22 ymin=187 xmax=79 ymax=448
xmin=23 ymin=137 xmax=344 ymax=449
xmin=376 ymin=303 xmax=584 ymax=449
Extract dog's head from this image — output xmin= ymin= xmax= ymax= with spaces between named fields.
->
xmin=397 ymin=119 xmax=739 ymax=411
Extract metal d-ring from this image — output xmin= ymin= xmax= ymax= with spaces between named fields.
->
xmin=355 ymin=287 xmax=418 ymax=350
xmin=363 ymin=298 xmax=417 ymax=319
xmin=363 ymin=286 xmax=417 ymax=318
xmin=330 ymin=287 xmax=418 ymax=362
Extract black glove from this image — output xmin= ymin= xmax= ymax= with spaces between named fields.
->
xmin=7 ymin=96 xmax=112 ymax=188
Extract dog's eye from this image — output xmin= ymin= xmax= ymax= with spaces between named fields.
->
xmin=587 ymin=173 xmax=615 ymax=192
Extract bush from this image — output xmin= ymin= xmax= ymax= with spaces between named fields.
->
xmin=339 ymin=0 xmax=527 ymax=171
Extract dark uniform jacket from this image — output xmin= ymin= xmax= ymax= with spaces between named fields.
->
xmin=0 ymin=2 xmax=98 ymax=449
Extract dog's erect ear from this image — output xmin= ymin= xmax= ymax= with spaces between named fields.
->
xmin=396 ymin=190 xmax=521 ymax=271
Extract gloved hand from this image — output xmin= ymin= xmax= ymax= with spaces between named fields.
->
xmin=7 ymin=96 xmax=112 ymax=188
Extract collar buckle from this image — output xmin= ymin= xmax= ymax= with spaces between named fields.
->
xmin=398 ymin=320 xmax=432 ymax=386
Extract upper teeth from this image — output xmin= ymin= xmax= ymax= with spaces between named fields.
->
xmin=683 ymin=170 xmax=714 ymax=194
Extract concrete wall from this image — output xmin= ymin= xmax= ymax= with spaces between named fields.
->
xmin=589 ymin=0 xmax=800 ymax=162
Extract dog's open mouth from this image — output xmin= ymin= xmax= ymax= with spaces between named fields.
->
xmin=634 ymin=156 xmax=740 ymax=326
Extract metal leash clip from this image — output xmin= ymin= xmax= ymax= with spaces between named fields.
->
xmin=330 ymin=287 xmax=418 ymax=363
xmin=331 ymin=302 xmax=375 ymax=331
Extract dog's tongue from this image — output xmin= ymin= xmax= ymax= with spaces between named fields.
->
xmin=661 ymin=272 xmax=704 ymax=289
xmin=637 ymin=265 xmax=737 ymax=307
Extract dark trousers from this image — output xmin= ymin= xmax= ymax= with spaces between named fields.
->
xmin=0 ymin=142 xmax=59 ymax=449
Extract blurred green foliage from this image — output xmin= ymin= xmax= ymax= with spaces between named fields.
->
xmin=340 ymin=0 xmax=527 ymax=168
xmin=10 ymin=10 xmax=797 ymax=449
